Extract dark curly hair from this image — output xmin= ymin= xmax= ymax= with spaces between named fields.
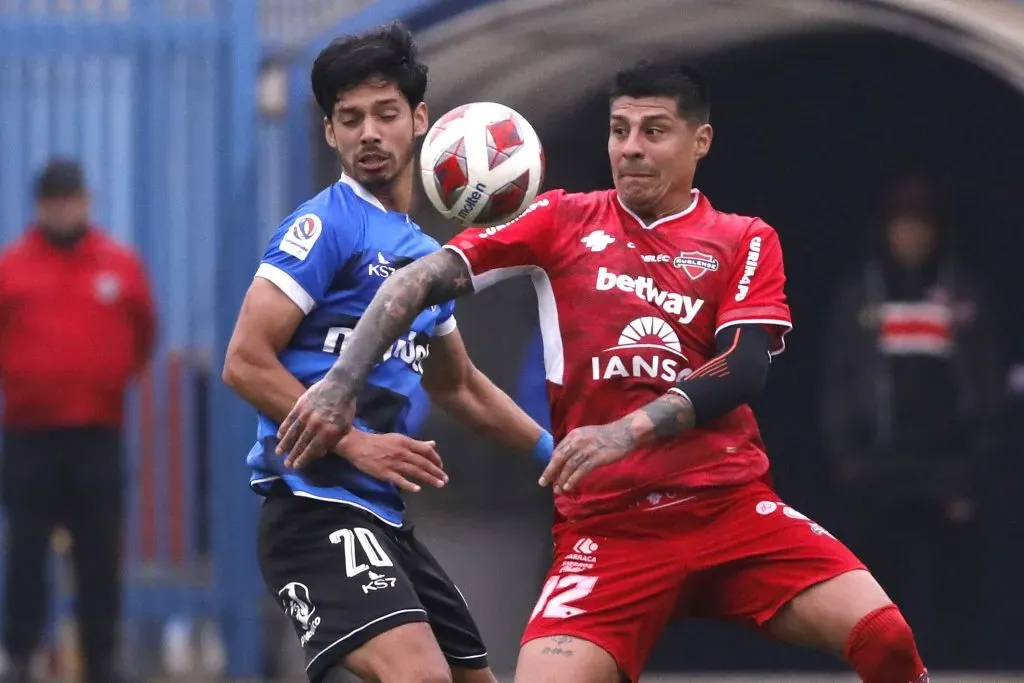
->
xmin=311 ymin=21 xmax=429 ymax=118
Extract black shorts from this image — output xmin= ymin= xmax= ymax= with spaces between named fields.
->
xmin=257 ymin=484 xmax=488 ymax=682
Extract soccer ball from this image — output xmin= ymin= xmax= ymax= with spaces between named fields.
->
xmin=420 ymin=102 xmax=545 ymax=227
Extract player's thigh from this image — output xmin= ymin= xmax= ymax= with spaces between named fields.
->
xmin=400 ymin=530 xmax=491 ymax=673
xmin=768 ymin=568 xmax=892 ymax=654
xmin=519 ymin=526 xmax=680 ymax=683
xmin=257 ymin=492 xmax=442 ymax=683
xmin=515 ymin=634 xmax=622 ymax=683
xmin=342 ymin=622 xmax=452 ymax=683
xmin=692 ymin=489 xmax=872 ymax=654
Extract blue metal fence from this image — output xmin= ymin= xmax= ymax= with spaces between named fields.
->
xmin=0 ymin=0 xmax=261 ymax=675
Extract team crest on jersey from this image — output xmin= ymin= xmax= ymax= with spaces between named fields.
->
xmin=93 ymin=271 xmax=121 ymax=303
xmin=673 ymin=250 xmax=719 ymax=280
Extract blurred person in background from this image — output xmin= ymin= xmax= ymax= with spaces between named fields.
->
xmin=822 ymin=175 xmax=1002 ymax=669
xmin=0 ymin=159 xmax=156 ymax=683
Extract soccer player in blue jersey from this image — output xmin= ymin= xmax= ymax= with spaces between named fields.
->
xmin=222 ymin=23 xmax=551 ymax=683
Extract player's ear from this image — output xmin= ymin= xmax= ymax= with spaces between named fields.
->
xmin=323 ymin=116 xmax=338 ymax=151
xmin=412 ymin=102 xmax=429 ymax=138
xmin=693 ymin=123 xmax=713 ymax=160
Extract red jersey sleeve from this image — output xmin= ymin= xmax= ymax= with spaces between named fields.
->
xmin=716 ymin=220 xmax=793 ymax=354
xmin=443 ymin=190 xmax=563 ymax=291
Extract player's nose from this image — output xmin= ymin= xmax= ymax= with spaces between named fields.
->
xmin=621 ymin=130 xmax=645 ymax=158
xmin=360 ymin=120 xmax=384 ymax=145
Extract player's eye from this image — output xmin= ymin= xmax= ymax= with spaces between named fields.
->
xmin=611 ymin=126 xmax=627 ymax=137
xmin=379 ymin=112 xmax=399 ymax=122
xmin=645 ymin=127 xmax=664 ymax=136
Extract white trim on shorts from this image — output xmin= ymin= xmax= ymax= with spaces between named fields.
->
xmin=306 ymin=608 xmax=428 ymax=672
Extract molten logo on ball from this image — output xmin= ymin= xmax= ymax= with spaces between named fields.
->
xmin=458 ymin=182 xmax=488 ymax=222
xmin=420 ymin=102 xmax=545 ymax=227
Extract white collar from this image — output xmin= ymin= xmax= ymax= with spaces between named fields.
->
xmin=618 ymin=189 xmax=701 ymax=230
xmin=339 ymin=173 xmax=387 ymax=213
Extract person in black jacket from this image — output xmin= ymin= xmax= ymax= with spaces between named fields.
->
xmin=821 ymin=176 xmax=1003 ymax=669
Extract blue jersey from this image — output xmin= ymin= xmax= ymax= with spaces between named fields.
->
xmin=246 ymin=174 xmax=456 ymax=526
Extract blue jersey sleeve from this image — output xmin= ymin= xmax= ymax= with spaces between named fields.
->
xmin=435 ymin=299 xmax=457 ymax=336
xmin=255 ymin=203 xmax=360 ymax=313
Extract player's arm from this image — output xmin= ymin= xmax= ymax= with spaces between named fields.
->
xmin=542 ymin=221 xmax=792 ymax=493
xmin=226 ymin=208 xmax=447 ymax=489
xmin=277 ymin=192 xmax=563 ymax=465
xmin=225 ymin=210 xmax=348 ymax=426
xmin=222 ymin=278 xmax=314 ymax=423
xmin=223 ymin=278 xmax=446 ymax=491
xmin=623 ymin=323 xmax=772 ymax=440
xmin=322 ymin=247 xmax=475 ymax=400
xmin=422 ymin=326 xmax=553 ymax=460
xmin=539 ymin=324 xmax=773 ymax=492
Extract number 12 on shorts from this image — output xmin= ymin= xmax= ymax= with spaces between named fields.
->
xmin=530 ymin=575 xmax=597 ymax=621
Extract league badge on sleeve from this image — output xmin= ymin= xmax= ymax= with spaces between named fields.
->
xmin=280 ymin=214 xmax=323 ymax=261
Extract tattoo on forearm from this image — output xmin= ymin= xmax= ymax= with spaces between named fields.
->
xmin=641 ymin=392 xmax=697 ymax=439
xmin=539 ymin=635 xmax=575 ymax=657
xmin=325 ymin=249 xmax=473 ymax=394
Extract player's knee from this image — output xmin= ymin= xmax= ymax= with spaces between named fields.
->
xmin=845 ymin=604 xmax=928 ymax=683
xmin=847 ymin=604 xmax=918 ymax=659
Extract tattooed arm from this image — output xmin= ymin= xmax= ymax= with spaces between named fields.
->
xmin=540 ymin=324 xmax=772 ymax=493
xmin=325 ymin=249 xmax=474 ymax=396
xmin=276 ymin=249 xmax=475 ymax=467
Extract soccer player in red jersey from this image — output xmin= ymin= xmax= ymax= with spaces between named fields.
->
xmin=277 ymin=61 xmax=930 ymax=683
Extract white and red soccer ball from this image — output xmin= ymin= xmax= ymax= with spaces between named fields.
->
xmin=420 ymin=102 xmax=545 ymax=227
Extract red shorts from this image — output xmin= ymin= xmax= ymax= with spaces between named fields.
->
xmin=521 ymin=479 xmax=865 ymax=682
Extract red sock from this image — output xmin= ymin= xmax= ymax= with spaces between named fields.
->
xmin=844 ymin=604 xmax=929 ymax=683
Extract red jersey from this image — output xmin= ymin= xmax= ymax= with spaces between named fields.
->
xmin=446 ymin=189 xmax=792 ymax=519
xmin=0 ymin=228 xmax=156 ymax=429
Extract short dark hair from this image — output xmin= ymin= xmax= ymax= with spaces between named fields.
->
xmin=610 ymin=60 xmax=710 ymax=123
xmin=35 ymin=158 xmax=86 ymax=199
xmin=884 ymin=174 xmax=939 ymax=226
xmin=311 ymin=22 xmax=428 ymax=118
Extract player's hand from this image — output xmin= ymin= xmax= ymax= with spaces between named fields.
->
xmin=539 ymin=421 xmax=635 ymax=494
xmin=339 ymin=431 xmax=448 ymax=493
xmin=277 ymin=378 xmax=356 ymax=468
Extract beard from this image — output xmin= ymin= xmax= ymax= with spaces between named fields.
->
xmin=39 ymin=221 xmax=88 ymax=248
xmin=350 ymin=148 xmax=413 ymax=191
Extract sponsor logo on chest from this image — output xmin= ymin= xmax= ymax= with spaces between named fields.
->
xmin=595 ymin=266 xmax=704 ymax=324
xmin=590 ymin=316 xmax=689 ymax=382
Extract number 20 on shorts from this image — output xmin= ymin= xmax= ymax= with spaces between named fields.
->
xmin=329 ymin=527 xmax=393 ymax=578
xmin=530 ymin=575 xmax=598 ymax=620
